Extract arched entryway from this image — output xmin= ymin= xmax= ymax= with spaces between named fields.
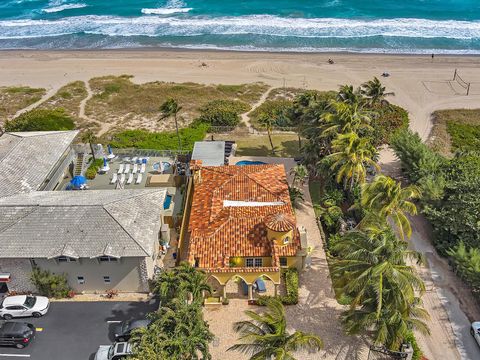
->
xmin=224 ymin=275 xmax=249 ymax=299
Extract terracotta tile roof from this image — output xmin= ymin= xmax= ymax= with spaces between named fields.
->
xmin=187 ymin=164 xmax=302 ymax=271
xmin=265 ymin=213 xmax=296 ymax=232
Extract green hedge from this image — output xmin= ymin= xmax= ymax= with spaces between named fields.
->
xmin=197 ymin=99 xmax=249 ymax=127
xmin=5 ymin=108 xmax=75 ymax=132
xmin=30 ymin=268 xmax=71 ymax=299
xmin=446 ymin=121 xmax=480 ymax=152
xmin=109 ymin=124 xmax=209 ymax=151
xmin=402 ymin=331 xmax=423 ymax=360
xmin=249 ymin=99 xmax=293 ymax=129
xmin=256 ymin=267 xmax=299 ymax=306
xmin=85 ymin=158 xmax=103 ymax=180
xmin=370 ymin=103 xmax=409 ymax=145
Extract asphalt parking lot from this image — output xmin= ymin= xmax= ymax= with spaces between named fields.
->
xmin=0 ymin=298 xmax=159 ymax=360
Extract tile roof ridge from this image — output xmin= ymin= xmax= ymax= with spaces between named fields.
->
xmin=0 ymin=206 xmax=37 ymax=234
xmin=102 ymin=206 xmax=150 ymax=257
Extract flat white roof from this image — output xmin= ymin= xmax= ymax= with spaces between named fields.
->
xmin=191 ymin=141 xmax=225 ymax=166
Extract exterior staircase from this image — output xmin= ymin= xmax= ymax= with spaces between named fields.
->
xmin=73 ymin=152 xmax=86 ymax=176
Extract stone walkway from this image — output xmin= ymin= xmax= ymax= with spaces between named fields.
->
xmin=204 ymin=156 xmax=367 ymax=360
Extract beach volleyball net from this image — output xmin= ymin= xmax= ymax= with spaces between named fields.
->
xmin=452 ymin=69 xmax=471 ymax=95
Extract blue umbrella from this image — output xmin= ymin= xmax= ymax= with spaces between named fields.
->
xmin=103 ymin=157 xmax=107 ymax=167
xmin=70 ymin=175 xmax=86 ymax=188
xmin=107 ymin=145 xmax=113 ymax=154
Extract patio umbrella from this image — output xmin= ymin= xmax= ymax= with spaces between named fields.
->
xmin=70 ymin=175 xmax=86 ymax=188
xmin=107 ymin=144 xmax=115 ymax=159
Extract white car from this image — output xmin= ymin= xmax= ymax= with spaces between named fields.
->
xmin=94 ymin=342 xmax=132 ymax=360
xmin=0 ymin=295 xmax=50 ymax=320
xmin=471 ymin=321 xmax=480 ymax=347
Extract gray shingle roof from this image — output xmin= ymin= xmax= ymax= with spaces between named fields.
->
xmin=192 ymin=141 xmax=225 ymax=166
xmin=0 ymin=131 xmax=78 ymax=198
xmin=0 ymin=189 xmax=166 ymax=258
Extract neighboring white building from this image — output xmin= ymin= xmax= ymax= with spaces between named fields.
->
xmin=0 ymin=189 xmax=166 ymax=293
xmin=0 ymin=131 xmax=167 ymax=294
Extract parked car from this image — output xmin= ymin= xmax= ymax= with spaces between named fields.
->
xmin=0 ymin=295 xmax=50 ymax=320
xmin=114 ymin=319 xmax=151 ymax=342
xmin=0 ymin=321 xmax=35 ymax=349
xmin=471 ymin=321 xmax=480 ymax=347
xmin=94 ymin=342 xmax=132 ymax=360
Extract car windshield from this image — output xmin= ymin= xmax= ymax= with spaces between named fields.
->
xmin=108 ymin=345 xmax=115 ymax=359
xmin=121 ymin=321 xmax=131 ymax=333
xmin=23 ymin=296 xmax=36 ymax=309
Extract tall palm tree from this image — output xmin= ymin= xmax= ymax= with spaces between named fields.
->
xmin=324 ymin=132 xmax=379 ymax=190
xmin=258 ymin=113 xmax=276 ymax=154
xmin=228 ymin=298 xmax=323 ymax=360
xmin=361 ymin=175 xmax=420 ymax=240
xmin=332 ymin=224 xmax=428 ymax=349
xmin=320 ymin=101 xmax=374 ymax=138
xmin=160 ymin=98 xmax=183 ymax=151
xmin=81 ymin=129 xmax=97 ymax=161
xmin=360 ymin=77 xmax=395 ymax=106
xmin=152 ymin=269 xmax=181 ymax=304
xmin=337 ymin=84 xmax=362 ymax=105
xmin=179 ymin=267 xmax=212 ymax=304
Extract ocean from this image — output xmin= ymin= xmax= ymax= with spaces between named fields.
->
xmin=1 ymin=0 xmax=480 ymax=53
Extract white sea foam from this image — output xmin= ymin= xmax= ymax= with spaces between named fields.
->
xmin=0 ymin=15 xmax=479 ymax=40
xmin=42 ymin=3 xmax=87 ymax=13
xmin=141 ymin=8 xmax=192 ymax=15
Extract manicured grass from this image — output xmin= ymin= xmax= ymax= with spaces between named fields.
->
xmin=85 ymin=75 xmax=268 ymax=128
xmin=38 ymin=81 xmax=88 ymax=127
xmin=430 ymin=109 xmax=480 ymax=155
xmin=0 ymin=86 xmax=46 ymax=118
xmin=213 ymin=133 xmax=301 ymax=157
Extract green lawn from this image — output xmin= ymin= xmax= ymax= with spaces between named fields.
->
xmin=213 ymin=133 xmax=302 ymax=157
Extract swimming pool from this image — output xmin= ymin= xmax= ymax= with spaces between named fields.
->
xmin=163 ymin=194 xmax=173 ymax=210
xmin=235 ymin=160 xmax=267 ymax=166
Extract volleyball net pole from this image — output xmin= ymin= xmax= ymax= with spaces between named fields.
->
xmin=452 ymin=68 xmax=471 ymax=95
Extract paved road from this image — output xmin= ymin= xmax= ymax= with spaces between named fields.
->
xmin=0 ymin=299 xmax=159 ymax=360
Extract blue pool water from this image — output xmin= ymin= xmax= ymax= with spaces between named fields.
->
xmin=1 ymin=0 xmax=480 ymax=53
xmin=236 ymin=160 xmax=267 ymax=166
xmin=163 ymin=194 xmax=173 ymax=210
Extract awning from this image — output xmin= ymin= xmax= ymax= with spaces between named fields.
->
xmin=0 ymin=273 xmax=11 ymax=282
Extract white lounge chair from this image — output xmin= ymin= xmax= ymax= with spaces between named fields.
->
xmin=119 ymin=173 xmax=126 ymax=184
xmin=124 ymin=164 xmax=131 ymax=174
xmin=136 ymin=173 xmax=142 ymax=184
xmin=140 ymin=163 xmax=146 ymax=174
xmin=117 ymin=164 xmax=124 ymax=174
xmin=123 ymin=157 xmax=130 ymax=162
xmin=126 ymin=173 xmax=133 ymax=184
xmin=132 ymin=157 xmax=138 ymax=163
xmin=132 ymin=163 xmax=138 ymax=174
xmin=110 ymin=173 xmax=118 ymax=184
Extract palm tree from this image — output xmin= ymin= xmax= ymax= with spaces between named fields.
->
xmin=324 ymin=132 xmax=379 ymax=190
xmin=332 ymin=223 xmax=428 ymax=349
xmin=228 ymin=298 xmax=323 ymax=360
xmin=290 ymin=164 xmax=308 ymax=187
xmin=81 ymin=129 xmax=97 ymax=161
xmin=179 ymin=266 xmax=212 ymax=304
xmin=258 ymin=113 xmax=276 ymax=154
xmin=361 ymin=175 xmax=420 ymax=240
xmin=152 ymin=269 xmax=181 ymax=304
xmin=360 ymin=77 xmax=395 ymax=105
xmin=337 ymin=84 xmax=362 ymax=105
xmin=320 ymin=101 xmax=374 ymax=138
xmin=160 ymin=98 xmax=183 ymax=151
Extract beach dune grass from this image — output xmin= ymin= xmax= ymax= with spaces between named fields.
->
xmin=85 ymin=75 xmax=268 ymax=132
xmin=0 ymin=86 xmax=46 ymax=119
xmin=37 ymin=81 xmax=88 ymax=124
xmin=430 ymin=108 xmax=480 ymax=155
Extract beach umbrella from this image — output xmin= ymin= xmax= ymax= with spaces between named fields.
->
xmin=107 ymin=145 xmax=113 ymax=154
xmin=103 ymin=157 xmax=108 ymax=167
xmin=70 ymin=175 xmax=86 ymax=188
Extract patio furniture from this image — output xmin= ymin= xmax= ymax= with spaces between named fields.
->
xmin=140 ymin=163 xmax=146 ymax=174
xmin=132 ymin=163 xmax=138 ymax=174
xmin=124 ymin=164 xmax=131 ymax=174
xmin=132 ymin=157 xmax=138 ymax=163
xmin=136 ymin=173 xmax=143 ymax=184
xmin=117 ymin=164 xmax=124 ymax=174
xmin=255 ymin=279 xmax=267 ymax=293
xmin=123 ymin=157 xmax=130 ymax=162
xmin=110 ymin=173 xmax=118 ymax=184
xmin=119 ymin=173 xmax=126 ymax=184
xmin=126 ymin=173 xmax=133 ymax=184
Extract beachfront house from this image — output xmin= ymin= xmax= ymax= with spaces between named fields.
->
xmin=178 ymin=160 xmax=307 ymax=302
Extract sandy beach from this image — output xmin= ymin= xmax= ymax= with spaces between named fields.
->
xmin=2 ymin=49 xmax=480 ymax=359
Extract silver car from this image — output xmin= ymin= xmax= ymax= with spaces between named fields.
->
xmin=94 ymin=342 xmax=132 ymax=360
xmin=471 ymin=321 xmax=480 ymax=347
xmin=0 ymin=295 xmax=50 ymax=320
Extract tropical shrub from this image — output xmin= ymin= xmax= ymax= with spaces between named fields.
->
xmin=85 ymin=158 xmax=103 ymax=180
xmin=370 ymin=104 xmax=409 ymax=145
xmin=197 ymin=99 xmax=249 ymax=127
xmin=403 ymin=331 xmax=423 ymax=360
xmin=446 ymin=122 xmax=480 ymax=152
xmin=5 ymin=108 xmax=75 ymax=132
xmin=249 ymin=99 xmax=293 ymax=128
xmin=447 ymin=242 xmax=480 ymax=293
xmin=256 ymin=267 xmax=299 ymax=306
xmin=30 ymin=268 xmax=71 ymax=298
